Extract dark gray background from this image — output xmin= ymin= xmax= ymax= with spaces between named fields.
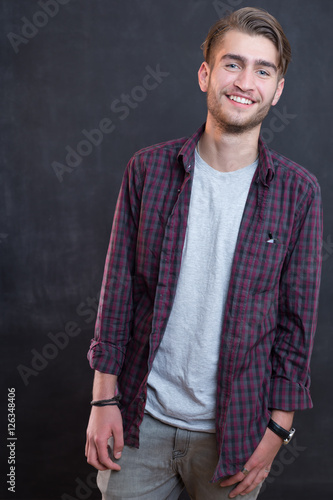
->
xmin=1 ymin=0 xmax=332 ymax=499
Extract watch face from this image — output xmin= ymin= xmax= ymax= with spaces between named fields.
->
xmin=283 ymin=427 xmax=296 ymax=444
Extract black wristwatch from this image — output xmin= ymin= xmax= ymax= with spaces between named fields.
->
xmin=267 ymin=418 xmax=296 ymax=445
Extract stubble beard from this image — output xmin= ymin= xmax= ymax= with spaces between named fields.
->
xmin=207 ymin=87 xmax=274 ymax=136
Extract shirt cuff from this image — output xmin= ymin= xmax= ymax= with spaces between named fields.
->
xmin=269 ymin=377 xmax=313 ymax=411
xmin=87 ymin=339 xmax=124 ymax=376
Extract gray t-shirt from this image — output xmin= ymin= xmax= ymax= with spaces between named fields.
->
xmin=145 ymin=149 xmax=258 ymax=432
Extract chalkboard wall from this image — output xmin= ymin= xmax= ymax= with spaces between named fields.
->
xmin=1 ymin=1 xmax=332 ymax=499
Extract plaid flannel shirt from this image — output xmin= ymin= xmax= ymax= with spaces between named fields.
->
xmin=88 ymin=123 xmax=323 ymax=481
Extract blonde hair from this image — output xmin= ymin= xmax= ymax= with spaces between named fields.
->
xmin=201 ymin=7 xmax=292 ymax=77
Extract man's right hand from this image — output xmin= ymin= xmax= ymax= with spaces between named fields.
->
xmin=85 ymin=404 xmax=124 ymax=471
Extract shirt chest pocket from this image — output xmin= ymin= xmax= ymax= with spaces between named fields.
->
xmin=248 ymin=241 xmax=288 ymax=294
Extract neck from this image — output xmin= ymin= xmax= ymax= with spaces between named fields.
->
xmin=198 ymin=119 xmax=260 ymax=173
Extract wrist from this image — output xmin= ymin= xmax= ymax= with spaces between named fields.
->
xmin=267 ymin=418 xmax=295 ymax=445
xmin=91 ymin=395 xmax=121 ymax=407
xmin=270 ymin=409 xmax=294 ymax=429
xmin=92 ymin=371 xmax=118 ymax=400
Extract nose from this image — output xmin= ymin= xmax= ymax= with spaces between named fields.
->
xmin=234 ymin=69 xmax=255 ymax=92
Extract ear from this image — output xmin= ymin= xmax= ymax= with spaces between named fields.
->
xmin=271 ymin=77 xmax=285 ymax=106
xmin=198 ymin=62 xmax=210 ymax=92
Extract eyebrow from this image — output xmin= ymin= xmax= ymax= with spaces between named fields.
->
xmin=221 ymin=53 xmax=278 ymax=73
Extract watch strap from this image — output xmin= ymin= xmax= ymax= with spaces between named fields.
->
xmin=267 ymin=418 xmax=294 ymax=443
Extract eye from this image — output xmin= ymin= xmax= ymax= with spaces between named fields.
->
xmin=226 ymin=63 xmax=240 ymax=70
xmin=257 ymin=69 xmax=269 ymax=77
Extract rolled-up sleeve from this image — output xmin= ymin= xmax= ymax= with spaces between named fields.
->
xmin=269 ymin=181 xmax=323 ymax=410
xmin=87 ymin=156 xmax=143 ymax=375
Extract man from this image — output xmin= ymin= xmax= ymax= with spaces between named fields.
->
xmin=86 ymin=7 xmax=322 ymax=500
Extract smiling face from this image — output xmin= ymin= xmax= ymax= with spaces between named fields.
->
xmin=198 ymin=30 xmax=285 ymax=135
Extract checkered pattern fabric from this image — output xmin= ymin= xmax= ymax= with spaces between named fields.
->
xmin=88 ymin=123 xmax=323 ymax=481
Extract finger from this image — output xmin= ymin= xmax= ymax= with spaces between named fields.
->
xmin=228 ymin=468 xmax=268 ymax=498
xmin=238 ymin=477 xmax=265 ymax=496
xmin=228 ymin=469 xmax=257 ymax=498
xmin=240 ymin=469 xmax=270 ymax=495
xmin=85 ymin=434 xmax=91 ymax=458
xmin=86 ymin=439 xmax=109 ymax=471
xmin=112 ymin=425 xmax=124 ymax=460
xmin=95 ymin=436 xmax=122 ymax=471
xmin=219 ymin=472 xmax=244 ymax=487
xmin=87 ymin=436 xmax=121 ymax=471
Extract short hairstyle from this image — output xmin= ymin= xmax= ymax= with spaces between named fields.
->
xmin=201 ymin=7 xmax=292 ymax=77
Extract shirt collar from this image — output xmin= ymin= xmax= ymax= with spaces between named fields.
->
xmin=257 ymin=136 xmax=275 ymax=187
xmin=178 ymin=123 xmax=205 ymax=173
xmin=178 ymin=123 xmax=275 ymax=187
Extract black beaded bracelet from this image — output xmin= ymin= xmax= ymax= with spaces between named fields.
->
xmin=90 ymin=395 xmax=121 ymax=407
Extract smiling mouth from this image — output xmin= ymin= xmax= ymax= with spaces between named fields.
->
xmin=227 ymin=95 xmax=255 ymax=105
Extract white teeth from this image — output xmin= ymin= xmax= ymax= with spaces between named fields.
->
xmin=229 ymin=95 xmax=253 ymax=105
